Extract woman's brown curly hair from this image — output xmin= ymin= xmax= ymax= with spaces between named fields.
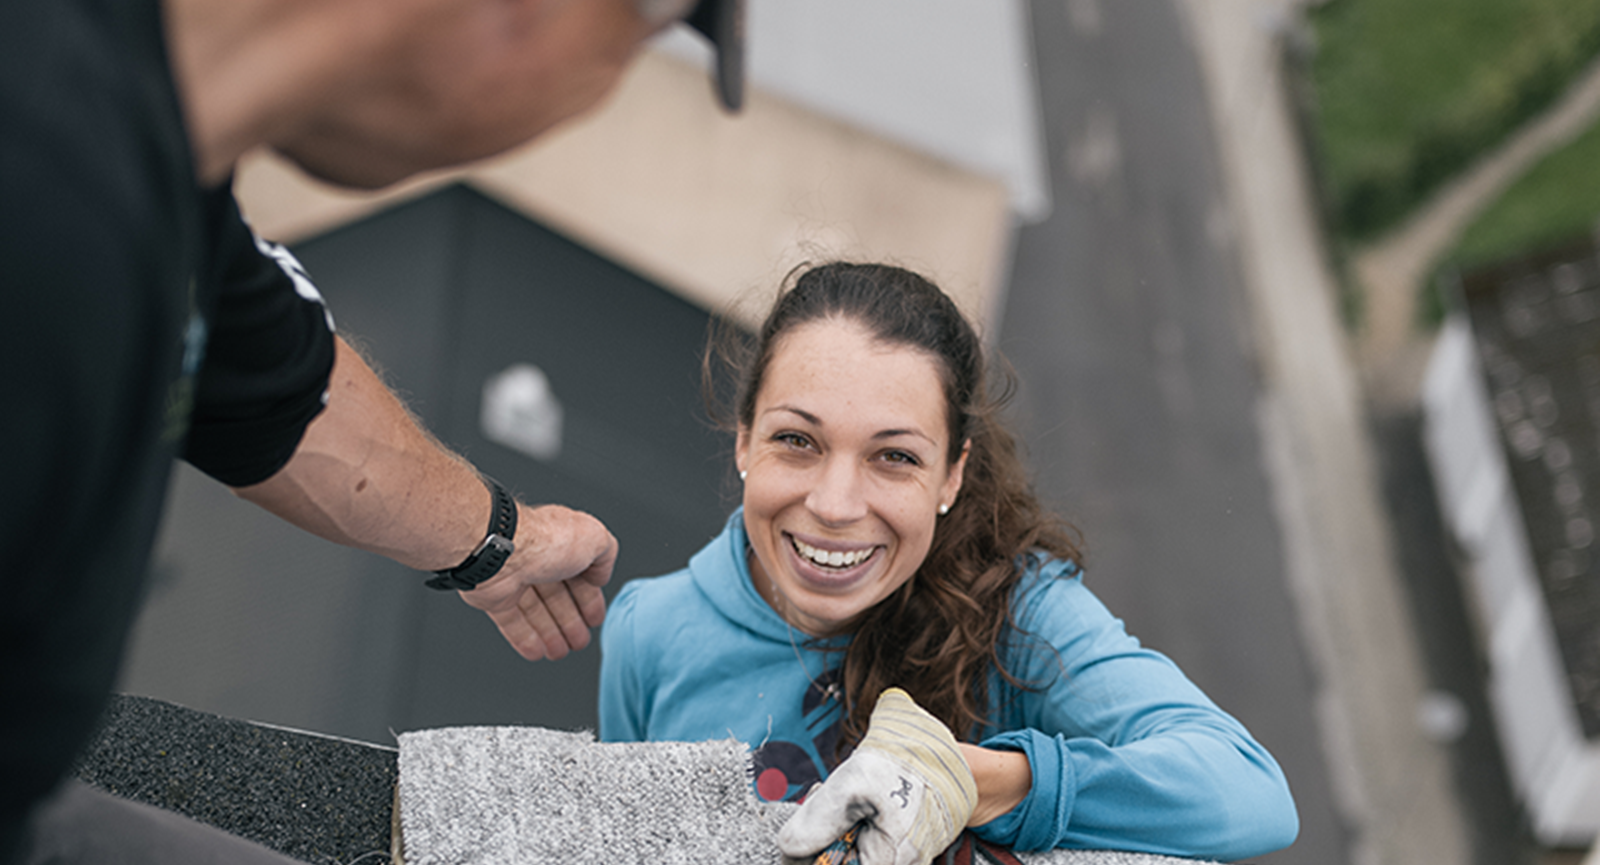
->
xmin=704 ymin=261 xmax=1084 ymax=749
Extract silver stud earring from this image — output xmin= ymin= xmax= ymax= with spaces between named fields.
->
xmin=740 ymin=470 xmax=748 ymax=481
xmin=938 ymin=503 xmax=950 ymax=515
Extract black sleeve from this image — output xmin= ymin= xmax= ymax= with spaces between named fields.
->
xmin=182 ymin=189 xmax=336 ymax=486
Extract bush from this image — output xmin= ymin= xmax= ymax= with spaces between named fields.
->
xmin=1306 ymin=0 xmax=1600 ymax=242
xmin=1453 ymin=115 xmax=1600 ymax=270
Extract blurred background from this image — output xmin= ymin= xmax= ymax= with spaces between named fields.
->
xmin=115 ymin=1 xmax=1600 ymax=863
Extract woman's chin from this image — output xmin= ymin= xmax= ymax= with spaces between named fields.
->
xmin=779 ymin=571 xmax=888 ymax=635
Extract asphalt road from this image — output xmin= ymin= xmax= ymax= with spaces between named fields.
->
xmin=999 ymin=2 xmax=1348 ymax=862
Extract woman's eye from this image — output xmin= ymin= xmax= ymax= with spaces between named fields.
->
xmin=774 ymin=432 xmax=813 ymax=450
xmin=881 ymin=450 xmax=921 ymax=466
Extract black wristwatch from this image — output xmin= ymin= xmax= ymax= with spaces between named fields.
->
xmin=425 ymin=477 xmax=518 ymax=591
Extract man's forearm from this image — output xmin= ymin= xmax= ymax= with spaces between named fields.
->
xmin=235 ymin=335 xmax=617 ymax=660
xmin=234 ymin=336 xmax=489 ymax=571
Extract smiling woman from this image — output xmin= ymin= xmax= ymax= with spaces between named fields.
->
xmin=597 ymin=263 xmax=1299 ymax=864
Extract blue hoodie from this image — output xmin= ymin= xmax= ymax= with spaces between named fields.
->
xmin=599 ymin=511 xmax=1298 ymax=860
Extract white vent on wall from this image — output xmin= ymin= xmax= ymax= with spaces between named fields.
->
xmin=481 ymin=364 xmax=563 ymax=462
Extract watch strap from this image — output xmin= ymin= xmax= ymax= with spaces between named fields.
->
xmin=425 ymin=477 xmax=518 ymax=591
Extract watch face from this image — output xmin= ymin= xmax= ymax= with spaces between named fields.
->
xmin=426 ymin=533 xmax=516 ymax=591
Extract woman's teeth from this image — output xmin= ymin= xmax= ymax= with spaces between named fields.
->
xmin=792 ymin=538 xmax=874 ymax=568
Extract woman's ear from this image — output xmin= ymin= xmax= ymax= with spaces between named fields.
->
xmin=735 ymin=426 xmax=751 ymax=476
xmin=942 ymin=439 xmax=971 ymax=506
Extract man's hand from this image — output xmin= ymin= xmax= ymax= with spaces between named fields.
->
xmin=457 ymin=504 xmax=617 ymax=661
xmin=778 ymin=689 xmax=977 ymax=865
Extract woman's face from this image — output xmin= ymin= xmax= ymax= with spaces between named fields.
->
xmin=736 ymin=317 xmax=968 ymax=636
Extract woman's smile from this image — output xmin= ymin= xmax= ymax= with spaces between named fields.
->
xmin=786 ymin=533 xmax=881 ymax=588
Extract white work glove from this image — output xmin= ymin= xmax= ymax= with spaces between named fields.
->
xmin=779 ymin=688 xmax=977 ymax=865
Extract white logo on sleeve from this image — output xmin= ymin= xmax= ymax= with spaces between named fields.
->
xmin=251 ymin=232 xmax=336 ymax=333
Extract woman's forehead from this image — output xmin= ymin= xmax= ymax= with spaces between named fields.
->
xmin=756 ymin=320 xmax=949 ymax=432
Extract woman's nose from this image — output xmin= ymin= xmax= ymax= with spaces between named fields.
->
xmin=806 ymin=457 xmax=868 ymax=526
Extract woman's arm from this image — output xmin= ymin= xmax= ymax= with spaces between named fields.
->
xmin=968 ymin=566 xmax=1298 ymax=860
xmin=958 ymin=744 xmax=1031 ymax=827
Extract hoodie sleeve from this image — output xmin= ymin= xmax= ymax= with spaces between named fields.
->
xmin=969 ymin=562 xmax=1298 ymax=861
xmin=598 ymin=581 xmax=649 ymax=743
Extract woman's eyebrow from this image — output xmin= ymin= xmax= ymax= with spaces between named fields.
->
xmin=873 ymin=428 xmax=934 ymax=444
xmin=763 ymin=405 xmax=821 ymax=425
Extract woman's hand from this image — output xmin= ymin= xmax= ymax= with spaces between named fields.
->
xmin=958 ymin=744 xmax=1032 ymax=826
xmin=778 ymin=689 xmax=976 ymax=865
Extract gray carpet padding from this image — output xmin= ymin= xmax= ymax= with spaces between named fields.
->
xmin=398 ymin=727 xmax=794 ymax=865
xmin=397 ymin=727 xmax=1220 ymax=865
